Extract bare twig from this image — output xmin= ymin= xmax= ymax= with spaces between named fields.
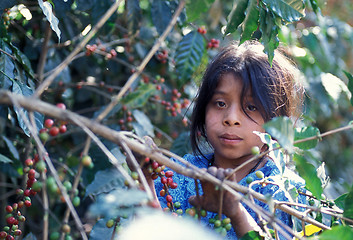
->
xmin=6 ymin=94 xmax=88 ymax=240
xmin=2 ymin=90 xmax=348 ymax=238
xmin=34 ymin=0 xmax=124 ymax=97
xmin=37 ymin=22 xmax=52 ymax=81
xmin=94 ymin=0 xmax=186 ymax=122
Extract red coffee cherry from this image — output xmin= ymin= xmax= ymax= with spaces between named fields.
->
xmin=44 ymin=119 xmax=54 ymax=128
xmin=49 ymin=127 xmax=60 ymax=136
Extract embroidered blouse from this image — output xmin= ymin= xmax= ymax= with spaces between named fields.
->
xmin=154 ymin=153 xmax=306 ymax=239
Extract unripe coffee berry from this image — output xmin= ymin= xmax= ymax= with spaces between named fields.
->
xmin=255 ymin=170 xmax=264 ymax=179
xmin=251 ymin=146 xmax=260 ymax=155
xmin=106 ymin=219 xmax=115 ymax=228
xmin=81 ymin=156 xmax=92 ymax=167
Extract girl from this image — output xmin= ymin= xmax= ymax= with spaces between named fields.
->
xmin=154 ymin=40 xmax=306 ymax=239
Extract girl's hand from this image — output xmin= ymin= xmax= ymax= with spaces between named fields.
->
xmin=189 ymin=166 xmax=240 ymax=218
xmin=189 ymin=166 xmax=261 ymax=238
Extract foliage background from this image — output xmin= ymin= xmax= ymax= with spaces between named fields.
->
xmin=0 ymin=0 xmax=353 ymax=239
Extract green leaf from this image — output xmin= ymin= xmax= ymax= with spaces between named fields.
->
xmin=22 ymin=233 xmax=37 ymax=240
xmin=240 ymin=0 xmax=259 ymax=44
xmin=308 ymin=0 xmax=320 ymax=14
xmin=334 ymin=193 xmax=347 ymax=210
xmin=293 ymin=154 xmax=323 ymax=200
xmin=89 ymin=219 xmax=114 ymax=240
xmin=224 ymin=0 xmax=249 ymax=34
xmin=2 ymin=136 xmax=19 ymax=160
xmin=151 ymin=0 xmax=172 ymax=36
xmin=170 ymin=131 xmax=192 ymax=156
xmin=262 ymin=0 xmax=305 ymax=23
xmin=127 ymin=0 xmax=141 ymax=35
xmin=239 ymin=230 xmax=263 ymax=240
xmin=85 ymin=168 xmax=126 ymax=197
xmin=12 ymin=81 xmax=44 ymax=137
xmin=308 ymin=225 xmax=353 ymax=240
xmin=175 ymin=31 xmax=205 ymax=87
xmin=343 ymin=70 xmax=353 ymax=107
xmin=38 ymin=0 xmax=61 ymax=41
xmin=0 ymin=39 xmax=15 ymax=90
xmin=132 ymin=110 xmax=155 ymax=137
xmin=259 ymin=7 xmax=279 ymax=64
xmin=263 ymin=116 xmax=294 ymax=154
xmin=89 ymin=188 xmax=148 ymax=218
xmin=294 ymin=126 xmax=320 ymax=150
xmin=186 ymin=0 xmax=215 ymax=22
xmin=0 ymin=153 xmax=12 ymax=163
xmin=121 ymin=83 xmax=157 ymax=108
xmin=343 ymin=184 xmax=353 ymax=220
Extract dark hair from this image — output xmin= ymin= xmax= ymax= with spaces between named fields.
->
xmin=190 ymin=40 xmax=304 ymax=156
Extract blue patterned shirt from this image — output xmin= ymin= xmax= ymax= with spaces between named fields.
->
xmin=155 ymin=154 xmax=307 ymax=239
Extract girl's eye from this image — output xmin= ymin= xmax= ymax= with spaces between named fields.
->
xmin=246 ymin=104 xmax=257 ymax=112
xmin=216 ymin=101 xmax=226 ymax=108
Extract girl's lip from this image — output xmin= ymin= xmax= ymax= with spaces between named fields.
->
xmin=219 ymin=134 xmax=242 ymax=144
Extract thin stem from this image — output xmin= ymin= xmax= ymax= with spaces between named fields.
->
xmin=34 ymin=0 xmax=124 ymax=97
xmin=94 ymin=0 xmax=186 ymax=123
xmin=37 ymin=22 xmax=52 ymax=81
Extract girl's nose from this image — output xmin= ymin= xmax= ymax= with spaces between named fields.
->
xmin=223 ymin=108 xmax=241 ymax=126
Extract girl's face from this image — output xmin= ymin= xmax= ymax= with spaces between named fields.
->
xmin=205 ymin=73 xmax=265 ymax=169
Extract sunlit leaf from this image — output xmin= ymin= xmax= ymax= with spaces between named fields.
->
xmin=239 ymin=230 xmax=263 ymax=240
xmin=38 ymin=0 xmax=61 ymax=41
xmin=294 ymin=126 xmax=320 ymax=150
xmin=262 ymin=0 xmax=305 ymax=23
xmin=186 ymin=0 xmax=215 ymax=22
xmin=263 ymin=116 xmax=294 ymax=154
xmin=224 ymin=0 xmax=249 ymax=34
xmin=343 ymin=184 xmax=353 ymax=220
xmin=175 ymin=31 xmax=205 ymax=87
xmin=240 ymin=0 xmax=259 ymax=44
xmin=309 ymin=225 xmax=353 ymax=239
xmin=294 ymin=154 xmax=323 ymax=200
xmin=343 ymin=70 xmax=353 ymax=107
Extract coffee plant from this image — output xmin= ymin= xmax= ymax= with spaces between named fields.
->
xmin=0 ymin=0 xmax=353 ymax=239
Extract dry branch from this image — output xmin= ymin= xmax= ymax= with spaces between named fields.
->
xmin=0 ymin=89 xmax=334 ymax=239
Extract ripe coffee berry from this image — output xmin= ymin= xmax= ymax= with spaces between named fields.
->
xmin=24 ymin=200 xmax=31 ymax=207
xmin=25 ymin=158 xmax=33 ymax=166
xmin=59 ymin=125 xmax=67 ymax=133
xmin=166 ymin=195 xmax=173 ymax=203
xmin=44 ymin=119 xmax=54 ymax=128
xmin=6 ymin=216 xmax=16 ymax=225
xmin=165 ymin=171 xmax=174 ymax=178
xmin=56 ymin=103 xmax=66 ymax=110
xmin=49 ymin=127 xmax=60 ymax=136
xmin=5 ymin=205 xmax=13 ymax=213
